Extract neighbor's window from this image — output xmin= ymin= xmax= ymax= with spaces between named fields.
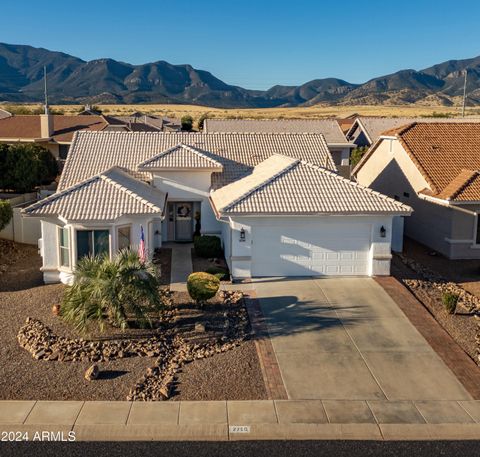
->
xmin=59 ymin=144 xmax=70 ymax=160
xmin=76 ymin=230 xmax=109 ymax=260
xmin=476 ymin=216 xmax=480 ymax=245
xmin=58 ymin=227 xmax=70 ymax=267
xmin=117 ymin=226 xmax=131 ymax=251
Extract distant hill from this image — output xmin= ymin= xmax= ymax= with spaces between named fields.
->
xmin=1 ymin=43 xmax=480 ymax=107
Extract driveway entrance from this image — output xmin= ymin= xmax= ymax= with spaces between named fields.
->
xmin=254 ymin=278 xmax=471 ymax=401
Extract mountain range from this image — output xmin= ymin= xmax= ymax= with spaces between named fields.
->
xmin=1 ymin=43 xmax=480 ymax=108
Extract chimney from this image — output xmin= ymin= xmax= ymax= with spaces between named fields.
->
xmin=40 ymin=109 xmax=53 ymax=139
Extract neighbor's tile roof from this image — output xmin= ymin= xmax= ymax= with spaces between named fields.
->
xmin=204 ymin=118 xmax=349 ymax=144
xmin=138 ymin=143 xmax=223 ymax=170
xmin=211 ymin=154 xmax=411 ymax=216
xmin=354 ymin=122 xmax=480 ymax=202
xmin=0 ymin=115 xmax=108 ymax=142
xmin=59 ymin=131 xmax=335 ymax=191
xmin=347 ymin=116 xmax=480 ymax=144
xmin=23 ymin=167 xmax=166 ymax=221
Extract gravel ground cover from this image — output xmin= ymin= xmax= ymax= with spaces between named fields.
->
xmin=0 ymin=241 xmax=267 ymax=401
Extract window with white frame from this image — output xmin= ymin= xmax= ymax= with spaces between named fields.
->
xmin=117 ymin=226 xmax=131 ymax=251
xmin=76 ymin=229 xmax=110 ymax=260
xmin=58 ymin=227 xmax=70 ymax=267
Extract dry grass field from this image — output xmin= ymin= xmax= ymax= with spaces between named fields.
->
xmin=4 ymin=102 xmax=480 ymax=122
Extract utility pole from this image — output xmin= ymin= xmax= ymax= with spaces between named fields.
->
xmin=461 ymin=68 xmax=468 ymax=118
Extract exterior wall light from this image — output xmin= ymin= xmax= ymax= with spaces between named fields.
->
xmin=239 ymin=228 xmax=246 ymax=242
xmin=380 ymin=226 xmax=386 ymax=238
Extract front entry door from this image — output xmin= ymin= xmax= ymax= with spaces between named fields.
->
xmin=174 ymin=203 xmax=193 ymax=241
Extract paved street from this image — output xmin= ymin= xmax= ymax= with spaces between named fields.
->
xmin=253 ymin=278 xmax=471 ymax=402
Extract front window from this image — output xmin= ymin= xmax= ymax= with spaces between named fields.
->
xmin=58 ymin=227 xmax=70 ymax=267
xmin=76 ymin=229 xmax=110 ymax=260
xmin=117 ymin=226 xmax=131 ymax=251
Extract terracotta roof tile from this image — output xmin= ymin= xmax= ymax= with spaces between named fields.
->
xmin=0 ymin=115 xmax=108 ymax=142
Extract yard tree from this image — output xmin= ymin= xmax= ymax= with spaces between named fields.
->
xmin=181 ymin=115 xmax=193 ymax=131
xmin=0 ymin=200 xmax=13 ymax=231
xmin=0 ymin=144 xmax=58 ymax=192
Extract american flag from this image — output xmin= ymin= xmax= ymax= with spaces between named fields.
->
xmin=138 ymin=225 xmax=146 ymax=263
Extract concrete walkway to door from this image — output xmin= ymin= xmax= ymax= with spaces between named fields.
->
xmin=168 ymin=243 xmax=193 ymax=291
xmin=253 ymin=278 xmax=472 ymax=404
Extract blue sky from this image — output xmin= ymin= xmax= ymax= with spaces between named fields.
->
xmin=2 ymin=0 xmax=480 ymax=89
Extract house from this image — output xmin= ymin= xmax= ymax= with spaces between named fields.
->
xmin=346 ymin=116 xmax=480 ymax=148
xmin=203 ymin=118 xmax=355 ymax=176
xmin=0 ymin=112 xmax=107 ymax=160
xmin=103 ymin=114 xmax=181 ymax=132
xmin=353 ymin=122 xmax=480 ymax=259
xmin=23 ymin=131 xmax=410 ymax=284
xmin=0 ymin=108 xmax=12 ymax=120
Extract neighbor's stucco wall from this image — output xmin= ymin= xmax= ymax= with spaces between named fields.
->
xmin=354 ymin=139 xmax=480 ymax=258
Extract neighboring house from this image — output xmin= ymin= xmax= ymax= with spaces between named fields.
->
xmin=0 ymin=113 xmax=108 ymax=160
xmin=23 ymin=131 xmax=410 ymax=284
xmin=346 ymin=116 xmax=480 ymax=148
xmin=353 ymin=122 xmax=480 ymax=259
xmin=203 ymin=118 xmax=355 ymax=176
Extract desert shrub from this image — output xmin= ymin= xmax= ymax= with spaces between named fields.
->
xmin=61 ymin=249 xmax=163 ymax=333
xmin=442 ymin=292 xmax=459 ymax=314
xmin=205 ymin=266 xmax=229 ymax=281
xmin=187 ymin=272 xmax=220 ymax=304
xmin=0 ymin=200 xmax=13 ymax=231
xmin=194 ymin=235 xmax=222 ymax=258
xmin=181 ymin=115 xmax=193 ymax=131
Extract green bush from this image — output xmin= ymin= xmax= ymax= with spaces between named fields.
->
xmin=194 ymin=235 xmax=222 ymax=258
xmin=187 ymin=272 xmax=220 ymax=304
xmin=350 ymin=146 xmax=368 ymax=167
xmin=0 ymin=200 xmax=13 ymax=231
xmin=205 ymin=266 xmax=229 ymax=281
xmin=197 ymin=113 xmax=208 ymax=131
xmin=442 ymin=292 xmax=459 ymax=314
xmin=0 ymin=143 xmax=58 ymax=192
xmin=181 ymin=115 xmax=193 ymax=131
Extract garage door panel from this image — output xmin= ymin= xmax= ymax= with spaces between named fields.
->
xmin=252 ymin=222 xmax=372 ymax=277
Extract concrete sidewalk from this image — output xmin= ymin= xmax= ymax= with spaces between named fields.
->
xmin=168 ymin=243 xmax=193 ymax=292
xmin=2 ymin=399 xmax=480 ymax=441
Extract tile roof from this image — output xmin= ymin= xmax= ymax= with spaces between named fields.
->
xmin=354 ymin=122 xmax=480 ymax=202
xmin=23 ymin=167 xmax=166 ymax=221
xmin=204 ymin=118 xmax=350 ymax=144
xmin=211 ymin=154 xmax=411 ymax=216
xmin=347 ymin=116 xmax=480 ymax=145
xmin=59 ymin=131 xmax=335 ymax=191
xmin=0 ymin=115 xmax=108 ymax=142
xmin=138 ymin=143 xmax=223 ymax=170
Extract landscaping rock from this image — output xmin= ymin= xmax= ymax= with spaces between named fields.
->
xmin=84 ymin=364 xmax=99 ymax=381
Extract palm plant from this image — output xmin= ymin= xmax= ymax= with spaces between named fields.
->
xmin=61 ymin=249 xmax=163 ymax=333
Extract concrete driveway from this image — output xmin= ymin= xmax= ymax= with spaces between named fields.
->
xmin=253 ymin=278 xmax=471 ymax=401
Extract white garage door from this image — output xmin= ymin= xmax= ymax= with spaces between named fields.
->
xmin=251 ymin=221 xmax=372 ymax=276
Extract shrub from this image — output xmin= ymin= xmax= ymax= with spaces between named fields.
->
xmin=61 ymin=249 xmax=163 ymax=333
xmin=194 ymin=235 xmax=222 ymax=258
xmin=350 ymin=146 xmax=368 ymax=167
xmin=442 ymin=292 xmax=459 ymax=314
xmin=197 ymin=113 xmax=208 ymax=130
xmin=187 ymin=272 xmax=220 ymax=305
xmin=0 ymin=200 xmax=13 ymax=231
xmin=205 ymin=266 xmax=229 ymax=281
xmin=181 ymin=115 xmax=193 ymax=131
